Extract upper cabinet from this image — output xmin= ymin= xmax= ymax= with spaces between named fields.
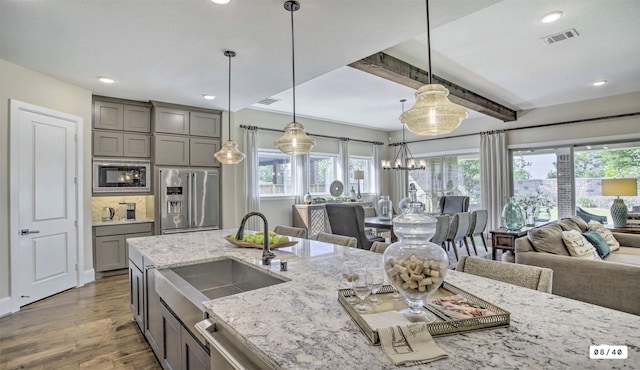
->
xmin=94 ymin=98 xmax=150 ymax=133
xmin=151 ymin=101 xmax=221 ymax=138
xmin=124 ymin=105 xmax=151 ymax=133
xmin=93 ymin=97 xmax=151 ymax=158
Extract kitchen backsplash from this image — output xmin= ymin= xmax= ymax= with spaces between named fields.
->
xmin=92 ymin=195 xmax=155 ymax=222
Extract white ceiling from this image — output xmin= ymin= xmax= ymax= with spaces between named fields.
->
xmin=2 ymin=0 xmax=639 ymax=132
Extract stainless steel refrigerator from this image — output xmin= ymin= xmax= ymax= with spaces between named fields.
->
xmin=158 ymin=168 xmax=220 ymax=234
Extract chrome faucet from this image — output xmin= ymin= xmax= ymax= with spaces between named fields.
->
xmin=235 ymin=212 xmax=275 ymax=265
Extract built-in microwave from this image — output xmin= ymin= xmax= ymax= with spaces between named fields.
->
xmin=93 ymin=158 xmax=151 ymax=193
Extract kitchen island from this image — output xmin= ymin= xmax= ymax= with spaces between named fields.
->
xmin=128 ymin=229 xmax=639 ymax=369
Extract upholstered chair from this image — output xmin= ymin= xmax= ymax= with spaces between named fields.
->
xmin=370 ymin=241 xmax=389 ymax=254
xmin=467 ymin=210 xmax=488 ymax=253
xmin=325 ymin=204 xmax=384 ymax=250
xmin=429 ymin=215 xmax=450 ymax=250
xmin=445 ymin=212 xmax=473 ymax=261
xmin=314 ymin=232 xmax=357 ymax=248
xmin=456 ymin=256 xmax=553 ymax=293
xmin=273 ymin=225 xmax=307 ymax=239
xmin=438 ymin=196 xmax=470 ymax=214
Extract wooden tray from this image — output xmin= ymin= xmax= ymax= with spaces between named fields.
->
xmin=224 ymin=235 xmax=298 ymax=249
xmin=339 ymin=282 xmax=510 ymax=345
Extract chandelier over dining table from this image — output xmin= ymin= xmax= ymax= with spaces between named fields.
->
xmin=382 ymin=99 xmax=426 ymax=171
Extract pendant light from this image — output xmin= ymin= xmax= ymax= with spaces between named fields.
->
xmin=400 ymin=0 xmax=468 ymax=136
xmin=382 ymin=100 xmax=426 ymax=171
xmin=274 ymin=0 xmax=316 ymax=155
xmin=214 ymin=50 xmax=246 ymax=164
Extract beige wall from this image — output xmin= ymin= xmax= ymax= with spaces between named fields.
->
xmin=0 ymin=59 xmax=93 ymax=299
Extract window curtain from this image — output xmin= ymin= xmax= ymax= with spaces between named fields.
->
xmin=480 ymin=130 xmax=511 ymax=231
xmin=390 ymin=146 xmax=407 ymax=215
xmin=338 ymin=139 xmax=350 ymax=196
xmin=292 ymin=153 xmax=309 ymax=203
xmin=243 ymin=127 xmax=261 ymax=231
xmin=372 ymin=144 xmax=382 ymax=199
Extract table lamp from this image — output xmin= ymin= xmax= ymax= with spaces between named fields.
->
xmin=602 ymin=178 xmax=638 ymax=227
xmin=354 ymin=170 xmax=365 ymax=200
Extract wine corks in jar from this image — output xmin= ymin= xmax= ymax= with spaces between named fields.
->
xmin=386 ymin=254 xmax=446 ymax=294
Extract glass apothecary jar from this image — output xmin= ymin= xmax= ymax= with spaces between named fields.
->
xmin=378 ymin=195 xmax=392 ymax=220
xmin=502 ymin=197 xmax=525 ymax=231
xmin=382 ymin=186 xmax=448 ymax=321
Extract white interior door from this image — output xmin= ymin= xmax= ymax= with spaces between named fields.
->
xmin=16 ymin=108 xmax=78 ymax=306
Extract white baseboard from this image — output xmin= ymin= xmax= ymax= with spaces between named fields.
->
xmin=79 ymin=269 xmax=95 ymax=286
xmin=0 ymin=296 xmax=12 ymax=318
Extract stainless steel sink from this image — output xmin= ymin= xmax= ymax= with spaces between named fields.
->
xmin=155 ymin=257 xmax=288 ymax=349
xmin=170 ymin=258 xmax=287 ymax=299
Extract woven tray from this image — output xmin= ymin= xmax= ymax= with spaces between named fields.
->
xmin=339 ymin=282 xmax=510 ymax=345
xmin=224 ymin=235 xmax=298 ymax=249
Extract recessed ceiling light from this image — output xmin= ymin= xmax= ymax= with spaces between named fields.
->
xmin=592 ymin=80 xmax=607 ymax=86
xmin=202 ymin=94 xmax=216 ymax=100
xmin=211 ymin=0 xmax=231 ymax=4
xmin=539 ymin=11 xmax=563 ymax=24
xmin=98 ymin=77 xmax=114 ymax=84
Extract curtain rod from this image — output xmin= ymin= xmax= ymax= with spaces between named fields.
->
xmin=389 ymin=112 xmax=640 ymax=146
xmin=239 ymin=124 xmax=384 ymax=145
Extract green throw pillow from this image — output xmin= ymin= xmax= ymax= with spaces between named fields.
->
xmin=583 ymin=230 xmax=610 ymax=258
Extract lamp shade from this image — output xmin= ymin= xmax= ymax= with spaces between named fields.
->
xmin=274 ymin=122 xmax=315 ymax=155
xmin=354 ymin=170 xmax=365 ymax=180
xmin=400 ymin=84 xmax=468 ymax=136
xmin=602 ymin=178 xmax=638 ymax=196
xmin=214 ymin=140 xmax=246 ymax=164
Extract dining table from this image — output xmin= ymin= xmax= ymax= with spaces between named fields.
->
xmin=365 ymin=216 xmax=396 ymax=242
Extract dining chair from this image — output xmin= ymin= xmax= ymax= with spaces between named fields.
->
xmin=437 ymin=196 xmax=470 ymax=214
xmin=325 ymin=204 xmax=384 ymax=250
xmin=273 ymin=225 xmax=307 ymax=239
xmin=429 ymin=215 xmax=450 ymax=251
xmin=467 ymin=210 xmax=488 ymax=253
xmin=370 ymin=241 xmax=389 ymax=254
xmin=314 ymin=232 xmax=357 ymax=248
xmin=445 ymin=212 xmax=473 ymax=261
xmin=455 ymin=256 xmax=553 ymax=293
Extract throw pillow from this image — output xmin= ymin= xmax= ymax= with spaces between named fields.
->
xmin=587 ymin=221 xmax=620 ymax=251
xmin=527 ymin=224 xmax=570 ymax=255
xmin=582 ymin=230 xmax=610 ymax=258
xmin=562 ymin=230 xmax=601 ymax=260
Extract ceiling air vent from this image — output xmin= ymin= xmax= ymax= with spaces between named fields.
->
xmin=542 ymin=28 xmax=579 ymax=45
xmin=256 ymin=98 xmax=281 ymax=105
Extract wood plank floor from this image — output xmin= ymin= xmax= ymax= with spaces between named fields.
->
xmin=0 ymin=275 xmax=161 ymax=370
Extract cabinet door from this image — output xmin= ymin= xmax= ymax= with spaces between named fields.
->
xmin=154 ymin=107 xmax=189 ymax=135
xmin=95 ymin=235 xmax=126 ymax=271
xmin=124 ymin=133 xmax=151 ymax=158
xmin=161 ymin=303 xmax=182 ymax=370
xmin=189 ymin=111 xmax=221 ymax=138
xmin=94 ymin=101 xmax=124 ymax=130
xmin=154 ymin=135 xmax=190 ymax=166
xmin=182 ymin=327 xmax=211 ymax=370
xmin=189 ymin=138 xmax=221 ymax=167
xmin=93 ymin=131 xmax=124 ymax=157
xmin=124 ymin=105 xmax=151 ymax=133
xmin=129 ymin=263 xmax=144 ymax=330
xmin=145 ymin=268 xmax=163 ymax=362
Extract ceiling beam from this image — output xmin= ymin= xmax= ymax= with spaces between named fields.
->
xmin=348 ymin=52 xmax=517 ymax=122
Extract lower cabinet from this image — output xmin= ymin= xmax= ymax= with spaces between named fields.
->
xmin=94 ymin=222 xmax=153 ymax=273
xmin=161 ymin=302 xmax=210 ymax=370
xmin=129 ymin=262 xmax=144 ymax=329
xmin=146 ymin=268 xmax=163 ymax=361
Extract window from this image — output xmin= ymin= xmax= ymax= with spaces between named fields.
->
xmin=258 ymin=150 xmax=293 ymax=196
xmin=349 ymin=156 xmax=373 ymax=194
xmin=408 ymin=154 xmax=481 ymax=212
xmin=309 ymin=153 xmax=337 ymax=194
xmin=511 ymin=149 xmax=558 ymax=221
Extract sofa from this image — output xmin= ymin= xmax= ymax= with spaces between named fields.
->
xmin=515 ymin=216 xmax=640 ymax=315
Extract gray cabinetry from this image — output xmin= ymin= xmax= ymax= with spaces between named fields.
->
xmin=181 ymin=327 xmax=211 ymax=370
xmin=93 ymin=131 xmax=124 ymax=157
xmin=189 ymin=111 xmax=220 ymax=138
xmin=129 ymin=260 xmax=144 ymax=329
xmin=124 ymin=105 xmax=151 ymax=133
xmin=94 ymin=222 xmax=153 ymax=273
xmin=153 ymin=107 xmax=190 ymax=135
xmin=94 ymin=101 xmax=124 ymax=130
xmin=145 ymin=268 xmax=163 ymax=362
xmin=161 ymin=302 xmax=182 ymax=370
xmin=154 ymin=135 xmax=190 ymax=166
xmin=190 ymin=138 xmax=221 ymax=167
xmin=124 ymin=133 xmax=151 ymax=158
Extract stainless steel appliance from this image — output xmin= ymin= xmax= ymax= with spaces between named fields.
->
xmin=159 ymin=168 xmax=220 ymax=234
xmin=101 ymin=207 xmax=115 ymax=221
xmin=93 ymin=158 xmax=151 ymax=193
xmin=127 ymin=202 xmax=136 ymax=220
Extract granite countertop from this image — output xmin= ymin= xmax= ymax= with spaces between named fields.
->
xmin=128 ymin=229 xmax=640 ymax=369
xmin=93 ymin=218 xmax=155 ymax=227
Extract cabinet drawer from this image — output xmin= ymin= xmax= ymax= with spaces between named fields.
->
xmin=154 ymin=135 xmax=190 ymax=166
xmin=153 ymin=107 xmax=189 ymax=135
xmin=494 ymin=235 xmax=515 ymax=248
xmin=95 ymin=222 xmax=154 ymax=236
xmin=124 ymin=133 xmax=151 ymax=158
xmin=93 ymin=131 xmax=124 ymax=157
xmin=124 ymin=105 xmax=151 ymax=133
xmin=190 ymin=137 xmax=221 ymax=167
xmin=190 ymin=111 xmax=221 ymax=138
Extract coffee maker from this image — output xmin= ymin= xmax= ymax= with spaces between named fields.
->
xmin=127 ymin=202 xmax=136 ymax=220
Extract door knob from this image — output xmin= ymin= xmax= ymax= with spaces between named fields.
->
xmin=20 ymin=229 xmax=40 ymax=235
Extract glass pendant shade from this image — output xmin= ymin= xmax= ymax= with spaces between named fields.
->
xmin=214 ymin=140 xmax=245 ymax=164
xmin=274 ymin=121 xmax=315 ymax=155
xmin=400 ymin=84 xmax=468 ymax=136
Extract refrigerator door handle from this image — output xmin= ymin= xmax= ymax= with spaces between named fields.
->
xmin=192 ymin=172 xmax=197 ymax=226
xmin=187 ymin=172 xmax=192 ymax=227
